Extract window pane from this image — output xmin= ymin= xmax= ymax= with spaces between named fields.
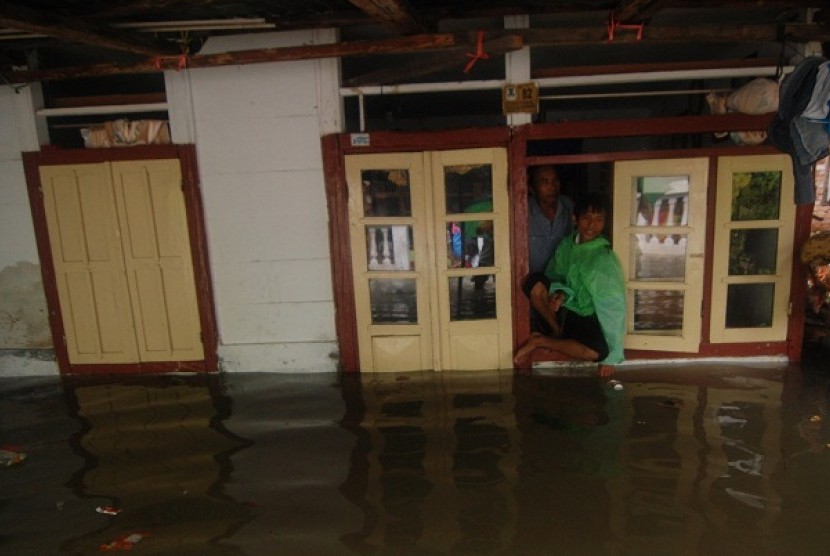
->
xmin=370 ymin=279 xmax=417 ymax=324
xmin=366 ymin=225 xmax=413 ymax=271
xmin=445 ymin=164 xmax=493 ymax=215
xmin=445 ymin=220 xmax=494 ymax=269
xmin=633 ymin=175 xmax=689 ymax=227
xmin=726 ymin=283 xmax=774 ymax=328
xmin=633 ymin=289 xmax=684 ymax=333
xmin=632 ymin=233 xmax=687 ymax=281
xmin=361 ymin=169 xmax=411 ymax=217
xmin=728 ymin=228 xmax=778 ymax=275
xmin=449 ymin=275 xmax=496 ymax=321
xmin=730 ymin=171 xmax=782 ymax=221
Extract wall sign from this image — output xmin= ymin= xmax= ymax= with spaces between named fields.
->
xmin=502 ymin=82 xmax=539 ymax=114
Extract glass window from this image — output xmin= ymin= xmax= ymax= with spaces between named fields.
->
xmin=632 ymin=175 xmax=689 ymax=227
xmin=730 ymin=171 xmax=782 ymax=221
xmin=444 ymin=164 xmax=493 ymax=215
xmin=631 ymin=233 xmax=687 ymax=281
xmin=361 ymin=169 xmax=411 ymax=217
xmin=449 ymin=275 xmax=496 ymax=321
xmin=633 ymin=289 xmax=684 ymax=333
xmin=728 ymin=229 xmax=778 ymax=275
xmin=446 ymin=220 xmax=494 ymax=269
xmin=366 ymin=225 xmax=413 ymax=271
xmin=726 ymin=283 xmax=774 ymax=328
xmin=370 ymin=279 xmax=417 ymax=324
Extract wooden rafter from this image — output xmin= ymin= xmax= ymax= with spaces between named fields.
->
xmin=613 ymin=0 xmax=664 ymax=23
xmin=347 ymin=0 xmax=428 ymax=35
xmin=0 ymin=2 xmax=180 ymax=57
xmin=345 ymin=34 xmax=523 ymax=86
xmin=2 ymin=20 xmax=828 ymax=84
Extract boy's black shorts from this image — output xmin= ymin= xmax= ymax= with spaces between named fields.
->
xmin=522 ymin=272 xmax=609 ymax=361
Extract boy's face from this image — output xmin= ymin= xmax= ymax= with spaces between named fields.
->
xmin=574 ymin=208 xmax=605 ymax=242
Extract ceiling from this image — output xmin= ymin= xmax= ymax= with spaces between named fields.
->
xmin=1 ymin=1 xmax=829 ymax=133
xmin=1 ymin=1 xmax=828 ymax=82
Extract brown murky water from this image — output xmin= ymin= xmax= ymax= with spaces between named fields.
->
xmin=2 ymin=351 xmax=830 ymax=555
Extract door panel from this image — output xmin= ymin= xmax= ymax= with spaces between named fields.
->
xmin=346 ymin=148 xmax=512 ymax=371
xmin=346 ymin=153 xmax=434 ymax=371
xmin=710 ymin=154 xmax=794 ymax=343
xmin=112 ymin=160 xmax=204 ymax=362
xmin=613 ymin=158 xmax=708 ymax=352
xmin=40 ymin=164 xmax=139 ymax=363
xmin=432 ymin=149 xmax=512 ymax=370
xmin=40 ymin=160 xmax=204 ymax=366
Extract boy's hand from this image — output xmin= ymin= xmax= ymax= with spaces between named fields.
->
xmin=549 ymin=291 xmax=565 ymax=312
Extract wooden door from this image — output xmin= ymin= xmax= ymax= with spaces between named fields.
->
xmin=345 ymin=148 xmax=512 ymax=371
xmin=39 ymin=160 xmax=204 ymax=365
xmin=613 ymin=158 xmax=709 ymax=352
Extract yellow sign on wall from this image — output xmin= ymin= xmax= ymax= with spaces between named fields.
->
xmin=502 ymin=82 xmax=539 ymax=114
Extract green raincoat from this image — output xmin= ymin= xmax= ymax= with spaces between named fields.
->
xmin=543 ymin=233 xmax=626 ymax=364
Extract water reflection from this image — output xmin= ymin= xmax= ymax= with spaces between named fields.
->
xmin=1 ymin=363 xmax=830 ymax=554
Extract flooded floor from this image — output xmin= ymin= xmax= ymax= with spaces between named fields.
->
xmin=2 ymin=350 xmax=830 ymax=555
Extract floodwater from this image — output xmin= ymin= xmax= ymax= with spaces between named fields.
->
xmin=2 ymin=352 xmax=830 ymax=555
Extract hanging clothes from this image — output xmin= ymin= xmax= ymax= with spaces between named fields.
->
xmin=768 ymin=56 xmax=829 ymax=205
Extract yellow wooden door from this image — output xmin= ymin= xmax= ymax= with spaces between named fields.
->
xmin=710 ymin=154 xmax=795 ymax=342
xmin=112 ymin=160 xmax=204 ymax=362
xmin=346 ymin=148 xmax=512 ymax=372
xmin=613 ymin=158 xmax=709 ymax=352
xmin=40 ymin=163 xmax=139 ymax=364
xmin=39 ymin=160 xmax=204 ymax=365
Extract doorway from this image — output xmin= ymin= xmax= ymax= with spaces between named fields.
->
xmin=345 ymin=148 xmax=513 ymax=371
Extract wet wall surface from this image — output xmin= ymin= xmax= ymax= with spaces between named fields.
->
xmin=2 ymin=354 xmax=830 ymax=555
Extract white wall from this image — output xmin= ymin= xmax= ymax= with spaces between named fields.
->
xmin=165 ymin=29 xmax=343 ymax=372
xmin=0 ymin=84 xmax=56 ymax=376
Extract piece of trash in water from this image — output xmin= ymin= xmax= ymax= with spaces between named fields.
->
xmin=0 ymin=449 xmax=27 ymax=468
xmin=810 ymin=415 xmax=822 ymax=423
xmin=100 ymin=532 xmax=148 ymax=551
xmin=56 ymin=501 xmax=65 ymax=511
xmin=608 ymin=379 xmax=624 ymax=391
xmin=96 ymin=505 xmax=122 ymax=516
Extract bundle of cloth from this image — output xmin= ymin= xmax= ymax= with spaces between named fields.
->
xmin=768 ymin=56 xmax=830 ymax=205
xmin=80 ymin=118 xmax=171 ymax=148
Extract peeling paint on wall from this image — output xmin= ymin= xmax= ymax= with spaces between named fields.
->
xmin=0 ymin=262 xmax=52 ymax=348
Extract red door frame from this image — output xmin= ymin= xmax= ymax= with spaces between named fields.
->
xmin=23 ymin=144 xmax=219 ymax=374
xmin=323 ymin=113 xmax=810 ymax=372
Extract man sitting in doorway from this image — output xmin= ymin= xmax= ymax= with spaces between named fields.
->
xmin=515 ymin=192 xmax=626 ymax=375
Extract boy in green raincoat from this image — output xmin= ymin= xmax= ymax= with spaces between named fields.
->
xmin=515 ymin=193 xmax=625 ymax=374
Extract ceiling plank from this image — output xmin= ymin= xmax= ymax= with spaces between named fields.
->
xmin=3 ymin=33 xmax=459 ymax=83
xmin=347 ymin=0 xmax=428 ymax=35
xmin=0 ymin=2 xmax=180 ymax=57
xmin=344 ymin=34 xmax=523 ymax=86
xmin=613 ymin=0 xmax=664 ymax=23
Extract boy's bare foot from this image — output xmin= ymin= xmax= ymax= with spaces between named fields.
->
xmin=513 ymin=332 xmax=544 ymax=367
xmin=598 ymin=364 xmax=614 ymax=377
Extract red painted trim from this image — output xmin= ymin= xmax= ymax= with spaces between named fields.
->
xmin=509 ymin=126 xmax=530 ymax=356
xmin=788 ymin=203 xmax=813 ymax=362
xmin=322 ymin=134 xmax=360 ymax=373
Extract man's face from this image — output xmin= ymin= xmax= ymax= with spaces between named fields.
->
xmin=575 ymin=208 xmax=605 ymax=243
xmin=531 ymin=166 xmax=560 ymax=204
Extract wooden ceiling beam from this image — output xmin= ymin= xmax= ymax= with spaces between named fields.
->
xmin=344 ymin=34 xmax=523 ymax=86
xmin=3 ymin=33 xmax=459 ymax=83
xmin=3 ymin=21 xmax=827 ymax=84
xmin=613 ymin=0 xmax=664 ymax=23
xmin=346 ymin=0 xmax=428 ymax=35
xmin=0 ymin=2 xmax=180 ymax=57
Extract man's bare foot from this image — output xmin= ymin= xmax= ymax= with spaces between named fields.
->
xmin=599 ymin=364 xmax=614 ymax=378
